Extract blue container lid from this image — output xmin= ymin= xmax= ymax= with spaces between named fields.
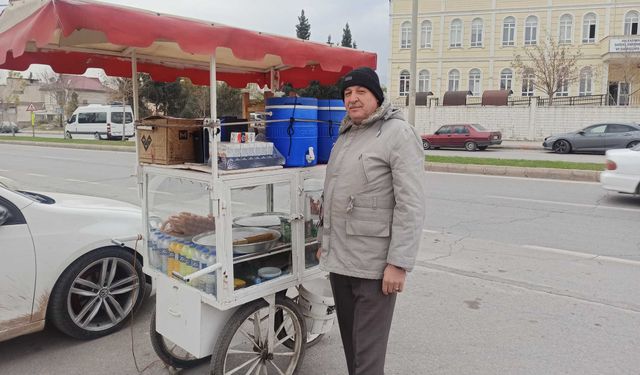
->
xmin=266 ymin=97 xmax=318 ymax=107
xmin=317 ymin=99 xmax=345 ymax=109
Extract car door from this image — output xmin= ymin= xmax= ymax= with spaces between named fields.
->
xmin=574 ymin=124 xmax=606 ymax=151
xmin=605 ymin=124 xmax=638 ymax=149
xmin=447 ymin=125 xmax=467 ymax=148
xmin=430 ymin=125 xmax=452 ymax=147
xmin=0 ymin=194 xmax=36 ymax=339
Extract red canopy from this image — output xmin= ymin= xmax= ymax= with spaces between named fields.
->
xmin=0 ymin=0 xmax=377 ymax=88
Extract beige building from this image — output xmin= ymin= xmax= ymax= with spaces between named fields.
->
xmin=389 ymin=0 xmax=640 ymax=105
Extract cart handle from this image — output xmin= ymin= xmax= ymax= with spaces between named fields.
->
xmin=110 ymin=234 xmax=143 ymax=247
xmin=172 ymin=262 xmax=222 ymax=283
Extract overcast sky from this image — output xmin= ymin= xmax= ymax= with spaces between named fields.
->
xmin=2 ymin=1 xmax=391 ymax=86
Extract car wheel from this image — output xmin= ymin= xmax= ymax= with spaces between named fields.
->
xmin=627 ymin=141 xmax=639 ymax=149
xmin=553 ymin=140 xmax=571 ymax=154
xmin=478 ymin=146 xmax=488 ymax=151
xmin=94 ymin=132 xmax=101 ymax=140
xmin=48 ymin=246 xmax=145 ymax=340
xmin=464 ymin=141 xmax=478 ymax=151
xmin=422 ymin=139 xmax=431 ymax=150
xmin=64 ymin=131 xmax=72 ymax=140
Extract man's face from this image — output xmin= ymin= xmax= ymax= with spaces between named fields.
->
xmin=343 ymin=85 xmax=378 ymax=124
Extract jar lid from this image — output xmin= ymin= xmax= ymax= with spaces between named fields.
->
xmin=258 ymin=267 xmax=282 ymax=279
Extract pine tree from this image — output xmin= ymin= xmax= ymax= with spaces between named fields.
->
xmin=326 ymin=35 xmax=332 ymax=46
xmin=341 ymin=23 xmax=353 ymax=48
xmin=296 ymin=10 xmax=311 ymax=40
xmin=352 ymin=41 xmax=357 ymax=49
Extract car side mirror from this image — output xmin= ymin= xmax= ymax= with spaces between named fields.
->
xmin=434 ymin=131 xmax=439 ymax=135
xmin=578 ymin=131 xmax=585 ymax=135
xmin=0 ymin=206 xmax=9 ymax=226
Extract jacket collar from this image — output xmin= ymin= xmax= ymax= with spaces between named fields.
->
xmin=339 ymin=98 xmax=393 ymax=135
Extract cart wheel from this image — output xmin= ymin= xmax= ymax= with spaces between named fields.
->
xmin=276 ymin=297 xmax=324 ymax=349
xmin=210 ymin=296 xmax=306 ymax=375
xmin=150 ymin=309 xmax=210 ymax=369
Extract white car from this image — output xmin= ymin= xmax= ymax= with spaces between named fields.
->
xmin=0 ymin=182 xmax=145 ymax=342
xmin=601 ymin=143 xmax=640 ymax=194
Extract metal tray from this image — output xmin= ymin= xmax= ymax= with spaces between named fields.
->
xmin=192 ymin=227 xmax=282 ymax=255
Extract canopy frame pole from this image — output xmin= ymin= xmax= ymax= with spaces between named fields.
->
xmin=210 ymin=54 xmax=219 ymax=192
xmin=131 ymin=50 xmax=142 ymax=199
xmin=270 ymin=68 xmax=279 ymax=92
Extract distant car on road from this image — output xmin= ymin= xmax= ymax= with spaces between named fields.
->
xmin=0 ymin=121 xmax=19 ymax=133
xmin=422 ymin=123 xmax=502 ymax=151
xmin=543 ymin=123 xmax=640 ymax=154
xmin=601 ymin=143 xmax=640 ymax=194
xmin=0 ymin=181 xmax=145 ymax=342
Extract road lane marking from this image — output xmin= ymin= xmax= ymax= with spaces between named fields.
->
xmin=523 ymin=245 xmax=640 ymax=267
xmin=423 ymin=229 xmax=439 ymax=234
xmin=487 ymin=195 xmax=640 ymax=213
xmin=27 ymin=173 xmax=47 ymax=177
xmin=65 ymin=178 xmax=89 ymax=183
xmin=425 ymin=171 xmax=599 ymax=184
xmin=0 ymin=169 xmax=9 ymax=172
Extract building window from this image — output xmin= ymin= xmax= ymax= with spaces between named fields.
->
xmin=502 ymin=16 xmax=516 ymax=46
xmin=418 ymin=70 xmax=430 ymax=92
xmin=450 ymin=19 xmax=462 ymax=47
xmin=579 ymin=67 xmax=593 ymax=96
xmin=556 ymin=79 xmax=569 ymax=96
xmin=521 ymin=69 xmax=535 ymax=96
xmin=401 ymin=21 xmax=411 ymax=48
xmin=525 ymin=15 xmax=538 ymax=45
xmin=500 ymin=68 xmax=513 ymax=91
xmin=624 ymin=11 xmax=639 ymax=35
xmin=421 ymin=20 xmax=432 ymax=48
xmin=471 ymin=18 xmax=483 ymax=47
xmin=399 ymin=70 xmax=410 ymax=97
xmin=468 ymin=69 xmax=481 ymax=96
xmin=582 ymin=13 xmax=597 ymax=43
xmin=559 ymin=14 xmax=573 ymax=44
xmin=448 ymin=69 xmax=460 ymax=91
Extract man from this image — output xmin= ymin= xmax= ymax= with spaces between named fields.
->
xmin=317 ymin=67 xmax=426 ymax=375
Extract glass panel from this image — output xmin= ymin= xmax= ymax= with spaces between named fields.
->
xmin=303 ymin=177 xmax=323 ymax=269
xmin=146 ymin=174 xmax=216 ymax=296
xmin=230 ymin=181 xmax=292 ymax=289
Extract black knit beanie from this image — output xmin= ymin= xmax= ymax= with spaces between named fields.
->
xmin=341 ymin=67 xmax=384 ymax=106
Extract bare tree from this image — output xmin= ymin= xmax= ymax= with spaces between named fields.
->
xmin=615 ymin=52 xmax=640 ymax=105
xmin=0 ymin=71 xmax=25 ymax=132
xmin=40 ymin=71 xmax=76 ymax=126
xmin=512 ymin=34 xmax=582 ymax=105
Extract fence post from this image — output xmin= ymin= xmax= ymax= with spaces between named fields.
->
xmin=528 ymin=96 xmax=537 ymax=140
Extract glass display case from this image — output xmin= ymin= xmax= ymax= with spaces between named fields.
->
xmin=141 ymin=165 xmax=325 ymax=310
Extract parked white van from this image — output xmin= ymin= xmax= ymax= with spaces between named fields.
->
xmin=65 ymin=104 xmax=135 ymax=140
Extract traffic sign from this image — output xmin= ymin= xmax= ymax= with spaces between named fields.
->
xmin=26 ymin=103 xmax=37 ymax=111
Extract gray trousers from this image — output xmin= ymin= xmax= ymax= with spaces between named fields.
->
xmin=329 ymin=273 xmax=397 ymax=375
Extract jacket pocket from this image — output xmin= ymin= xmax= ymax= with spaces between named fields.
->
xmin=346 ymin=219 xmax=391 ymax=237
xmin=360 ymin=152 xmax=389 ymax=185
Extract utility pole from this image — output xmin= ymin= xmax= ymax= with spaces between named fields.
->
xmin=408 ymin=0 xmax=418 ymax=126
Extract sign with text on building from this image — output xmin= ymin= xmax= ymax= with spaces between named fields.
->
xmin=609 ymin=38 xmax=640 ymax=53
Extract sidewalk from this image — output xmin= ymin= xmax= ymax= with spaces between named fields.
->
xmin=497 ymin=140 xmax=543 ymax=150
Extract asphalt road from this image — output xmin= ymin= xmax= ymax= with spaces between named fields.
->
xmin=1 ymin=144 xmax=639 ymax=374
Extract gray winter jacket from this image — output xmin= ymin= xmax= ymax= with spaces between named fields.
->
xmin=318 ymin=99 xmax=426 ymax=279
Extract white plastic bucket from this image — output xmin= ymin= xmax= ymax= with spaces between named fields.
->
xmin=298 ymin=277 xmax=336 ymax=335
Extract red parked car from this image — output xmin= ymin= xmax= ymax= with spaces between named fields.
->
xmin=422 ymin=123 xmax=502 ymax=151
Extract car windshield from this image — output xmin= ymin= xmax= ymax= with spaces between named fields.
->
xmin=470 ymin=124 xmax=487 ymax=131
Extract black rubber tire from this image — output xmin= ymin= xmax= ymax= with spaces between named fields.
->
xmin=47 ymin=246 xmax=145 ymax=340
xmin=94 ymin=132 xmax=101 ymax=140
xmin=553 ymin=139 xmax=572 ymax=154
xmin=478 ymin=146 xmax=488 ymax=151
xmin=150 ymin=309 xmax=210 ymax=369
xmin=464 ymin=141 xmax=478 ymax=151
xmin=64 ymin=131 xmax=72 ymax=139
xmin=210 ymin=296 xmax=306 ymax=375
xmin=422 ymin=139 xmax=431 ymax=150
xmin=627 ymin=141 xmax=639 ymax=149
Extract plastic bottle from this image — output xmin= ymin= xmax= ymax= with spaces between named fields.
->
xmin=191 ymin=245 xmax=204 ymax=290
xmin=166 ymin=238 xmax=177 ymax=276
xmin=158 ymin=234 xmax=169 ymax=274
xmin=200 ymin=247 xmax=216 ymax=295
xmin=186 ymin=242 xmax=200 ymax=285
xmin=148 ymin=229 xmax=159 ymax=270
xmin=178 ymin=240 xmax=189 ymax=276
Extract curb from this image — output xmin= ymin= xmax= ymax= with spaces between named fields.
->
xmin=425 ymin=162 xmax=601 ymax=182
xmin=0 ymin=140 xmax=135 ymax=153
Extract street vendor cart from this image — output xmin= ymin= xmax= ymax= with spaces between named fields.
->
xmin=0 ymin=1 xmax=376 ymax=373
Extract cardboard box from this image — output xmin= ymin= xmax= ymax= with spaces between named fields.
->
xmin=137 ymin=116 xmax=203 ymax=165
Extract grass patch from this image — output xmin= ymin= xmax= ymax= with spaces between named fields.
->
xmin=426 ymin=155 xmax=603 ymax=171
xmin=0 ymin=136 xmax=134 ymax=147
